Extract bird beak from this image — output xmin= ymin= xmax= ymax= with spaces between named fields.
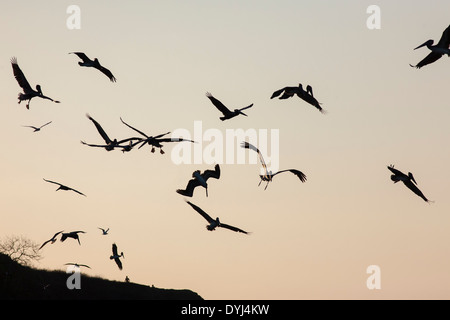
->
xmin=414 ymin=41 xmax=429 ymax=50
xmin=240 ymin=111 xmax=248 ymax=117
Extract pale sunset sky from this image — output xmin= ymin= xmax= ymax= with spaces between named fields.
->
xmin=1 ymin=1 xmax=450 ymax=300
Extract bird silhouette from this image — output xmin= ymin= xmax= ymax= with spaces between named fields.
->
xmin=241 ymin=142 xmax=307 ymax=190
xmin=43 ymin=178 xmax=86 ymax=196
xmin=271 ymin=83 xmax=325 ymax=114
xmin=83 ymin=114 xmax=141 ymax=152
xmin=22 ymin=121 xmax=52 ymax=132
xmin=206 ymin=92 xmax=253 ymax=121
xmin=64 ymin=263 xmax=91 ymax=269
xmin=186 ymin=201 xmax=250 ymax=234
xmin=110 ymin=243 xmax=124 ymax=270
xmin=387 ymin=165 xmax=433 ymax=203
xmin=98 ymin=227 xmax=109 ymax=235
xmin=69 ymin=52 xmax=116 ymax=82
xmin=11 ymin=57 xmax=60 ymax=109
xmin=120 ymin=117 xmax=195 ymax=154
xmin=60 ymin=231 xmax=86 ymax=245
xmin=177 ymin=164 xmax=221 ymax=197
xmin=410 ymin=25 xmax=450 ymax=69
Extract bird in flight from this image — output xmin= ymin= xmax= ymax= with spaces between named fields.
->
xmin=110 ymin=243 xmax=124 ymax=270
xmin=271 ymin=83 xmax=325 ymax=114
xmin=65 ymin=263 xmax=91 ymax=269
xmin=186 ymin=201 xmax=250 ymax=235
xmin=387 ymin=165 xmax=433 ymax=203
xmin=120 ymin=117 xmax=196 ymax=154
xmin=60 ymin=231 xmax=86 ymax=245
xmin=177 ymin=164 xmax=221 ymax=197
xmin=43 ymin=178 xmax=86 ymax=196
xmin=83 ymin=114 xmax=141 ymax=152
xmin=410 ymin=25 xmax=450 ymax=69
xmin=22 ymin=121 xmax=52 ymax=132
xmin=69 ymin=52 xmax=117 ymax=82
xmin=11 ymin=57 xmax=60 ymax=109
xmin=241 ymin=141 xmax=307 ymax=190
xmin=98 ymin=227 xmax=109 ymax=235
xmin=39 ymin=230 xmax=64 ymax=250
xmin=206 ymin=92 xmax=253 ymax=121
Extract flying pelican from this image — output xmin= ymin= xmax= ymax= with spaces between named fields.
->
xmin=387 ymin=165 xmax=432 ymax=203
xmin=120 ymin=117 xmax=195 ymax=154
xmin=177 ymin=164 xmax=221 ymax=197
xmin=206 ymin=92 xmax=253 ymax=121
xmin=83 ymin=114 xmax=141 ymax=152
xmin=64 ymin=263 xmax=91 ymax=269
xmin=60 ymin=231 xmax=86 ymax=245
xmin=69 ymin=52 xmax=116 ymax=82
xmin=98 ymin=227 xmax=109 ymax=235
xmin=110 ymin=243 xmax=124 ymax=270
xmin=271 ymin=83 xmax=325 ymax=114
xmin=241 ymin=141 xmax=307 ymax=190
xmin=22 ymin=121 xmax=52 ymax=132
xmin=39 ymin=230 xmax=64 ymax=250
xmin=43 ymin=178 xmax=86 ymax=196
xmin=186 ymin=201 xmax=250 ymax=234
xmin=11 ymin=57 xmax=60 ymax=109
xmin=410 ymin=25 xmax=450 ymax=69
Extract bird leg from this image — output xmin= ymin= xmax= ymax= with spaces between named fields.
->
xmin=264 ymin=181 xmax=270 ymax=190
xmin=160 ymin=148 xmax=165 ymax=154
xmin=151 ymin=147 xmax=155 ymax=153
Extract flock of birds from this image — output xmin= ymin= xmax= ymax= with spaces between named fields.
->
xmin=10 ymin=24 xmax=449 ymax=278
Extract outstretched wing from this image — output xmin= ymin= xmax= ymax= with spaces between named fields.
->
xmin=112 ymin=243 xmax=119 ymax=256
xmin=411 ymin=51 xmax=443 ymax=69
xmin=404 ymin=180 xmax=431 ymax=203
xmin=39 ymin=239 xmax=52 ymax=250
xmin=273 ymin=169 xmax=307 ymax=183
xmin=11 ymin=57 xmax=32 ymax=92
xmin=120 ymin=117 xmax=149 ymax=138
xmin=219 ymin=223 xmax=250 ymax=234
xmin=86 ymin=113 xmax=112 ymax=144
xmin=69 ymin=52 xmax=91 ymax=63
xmin=43 ymin=178 xmax=62 ymax=186
xmin=206 ymin=92 xmax=231 ymax=116
xmin=436 ymin=24 xmax=450 ymax=49
xmin=270 ymin=87 xmax=286 ymax=99
xmin=114 ymin=257 xmax=123 ymax=270
xmin=68 ymin=187 xmax=86 ymax=197
xmin=40 ymin=121 xmax=52 ymax=129
xmin=186 ymin=201 xmax=215 ymax=224
xmin=240 ymin=141 xmax=268 ymax=175
xmin=203 ymin=164 xmax=221 ymax=181
xmin=96 ymin=64 xmax=116 ymax=82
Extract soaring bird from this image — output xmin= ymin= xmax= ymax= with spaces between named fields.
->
xmin=98 ymin=227 xmax=109 ymax=235
xmin=206 ymin=92 xmax=253 ymax=121
xmin=83 ymin=114 xmax=141 ymax=152
xmin=39 ymin=230 xmax=64 ymax=250
xmin=22 ymin=121 xmax=52 ymax=132
xmin=110 ymin=243 xmax=124 ymax=270
xmin=186 ymin=201 xmax=250 ymax=234
xmin=120 ymin=117 xmax=195 ymax=154
xmin=11 ymin=57 xmax=60 ymax=109
xmin=271 ymin=83 xmax=325 ymax=114
xmin=60 ymin=231 xmax=86 ymax=245
xmin=241 ymin=141 xmax=307 ymax=190
xmin=177 ymin=164 xmax=221 ymax=197
xmin=64 ymin=263 xmax=91 ymax=269
xmin=410 ymin=25 xmax=450 ymax=69
xmin=43 ymin=178 xmax=86 ymax=196
xmin=387 ymin=165 xmax=432 ymax=203
xmin=69 ymin=52 xmax=116 ymax=82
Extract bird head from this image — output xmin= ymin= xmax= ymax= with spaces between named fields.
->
xmin=414 ymin=40 xmax=434 ymax=50
xmin=36 ymin=85 xmax=43 ymax=95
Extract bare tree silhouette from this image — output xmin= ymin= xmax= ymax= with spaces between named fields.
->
xmin=0 ymin=235 xmax=42 ymax=267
